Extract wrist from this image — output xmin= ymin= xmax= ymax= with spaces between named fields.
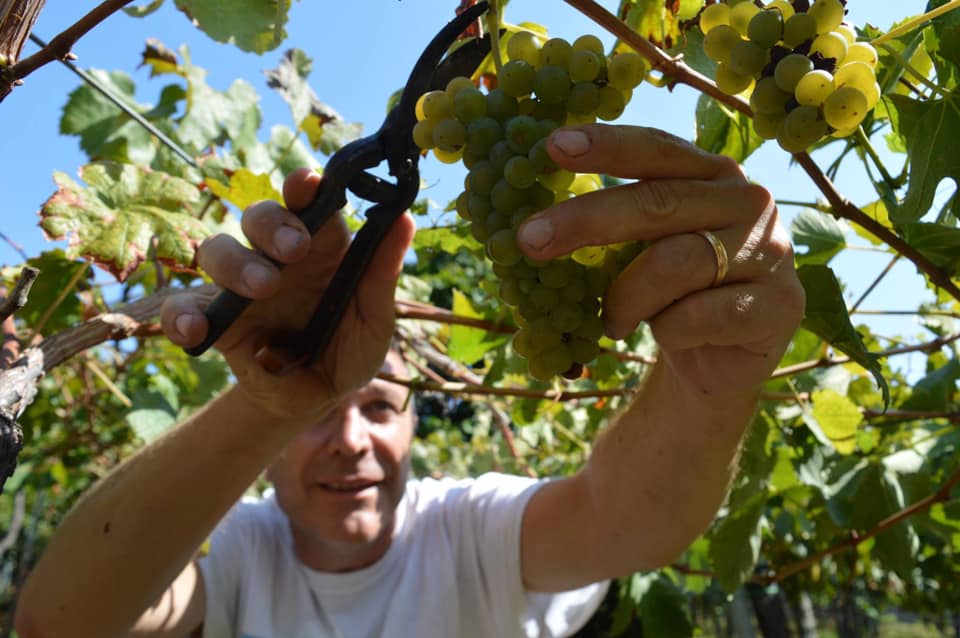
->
xmin=226 ymin=383 xmax=335 ymax=437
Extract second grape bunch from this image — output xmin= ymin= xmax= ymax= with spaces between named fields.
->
xmin=414 ymin=33 xmax=646 ymax=380
xmin=702 ymin=0 xmax=880 ymax=152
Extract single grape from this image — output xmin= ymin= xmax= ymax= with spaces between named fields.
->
xmin=432 ymin=118 xmax=466 ymax=152
xmin=412 ymin=119 xmax=436 ymax=150
xmin=774 ymin=53 xmax=814 ymax=93
xmin=500 ymin=60 xmax=536 ymax=98
xmin=574 ymin=313 xmax=604 ymax=342
xmin=538 ymin=259 xmax=576 ymax=288
xmin=527 ymin=318 xmax=563 ymax=352
xmin=607 ymin=52 xmax=647 ymax=90
xmin=822 ymin=85 xmax=868 ymax=130
xmin=528 ymin=138 xmax=555 ymax=174
xmin=572 ymin=246 xmax=606 ymax=266
xmin=835 ymin=23 xmax=857 ymax=45
xmin=863 ymin=81 xmax=881 ymax=108
xmin=434 ymin=146 xmax=463 ymax=164
xmin=794 ymin=69 xmax=835 ymax=106
xmin=782 ymin=13 xmax=817 ymax=48
xmin=498 ymin=277 xmax=523 ymax=305
xmin=568 ymin=337 xmax=600 ymax=365
xmin=465 ymin=117 xmax=503 ymax=155
xmin=490 ymin=178 xmax=528 ymax=213
xmin=419 ymin=90 xmax=453 ymax=120
xmin=534 ymin=65 xmax=572 ymax=104
xmin=573 ymin=34 xmax=605 ymax=55
xmin=511 ymin=328 xmax=536 ymax=358
xmin=507 ymin=31 xmax=541 ymax=66
xmin=488 ymin=140 xmax=513 ymax=173
xmin=560 ymin=276 xmax=587 ymax=303
xmin=486 ymin=89 xmax=519 ymax=122
xmin=808 ymin=0 xmax=846 ymax=35
xmin=445 ymin=76 xmax=475 ymax=101
xmin=730 ymin=40 xmax=768 ymax=77
xmin=845 ymin=42 xmax=878 ymax=68
xmin=810 ymin=32 xmax=848 ymax=64
xmin=703 ymin=24 xmax=742 ymax=65
xmin=751 ymin=76 xmax=791 ymax=114
xmin=568 ymin=49 xmax=603 ymax=82
xmin=549 ymin=304 xmax=584 ymax=332
xmin=530 ymin=284 xmax=561 ymax=313
xmin=716 ymin=63 xmax=753 ymax=95
xmin=466 ymin=193 xmax=491 ymax=220
xmin=567 ymin=82 xmax=600 ymax=115
xmin=764 ymin=0 xmax=794 ymax=21
xmin=834 ymin=61 xmax=876 ymax=93
xmin=538 ymin=168 xmax=576 ymax=192
xmin=538 ymin=343 xmax=574 ymax=379
xmin=778 ymin=104 xmax=827 ymax=152
xmin=730 ymin=1 xmax=761 ymax=36
xmin=748 ymin=9 xmax=784 ymax=49
xmin=486 ymin=228 xmax=523 ymax=266
xmin=540 ymin=38 xmax=574 ymax=68
xmin=753 ymin=111 xmax=785 ymax=139
xmin=505 ymin=115 xmax=541 ymax=154
xmin=452 ymin=87 xmax=487 ymax=123
xmin=467 ymin=160 xmax=498 ymax=195
xmin=597 ymin=86 xmax=627 ymax=121
xmin=504 ymin=155 xmax=538 ymax=189
xmin=699 ymin=3 xmax=731 ymax=33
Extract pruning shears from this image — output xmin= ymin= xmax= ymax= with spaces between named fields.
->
xmin=184 ymin=3 xmax=492 ymax=373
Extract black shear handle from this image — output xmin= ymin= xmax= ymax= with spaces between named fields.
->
xmin=183 ymin=178 xmax=347 ymax=357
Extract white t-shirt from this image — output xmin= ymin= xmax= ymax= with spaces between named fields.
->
xmin=198 ymin=472 xmax=608 ymax=638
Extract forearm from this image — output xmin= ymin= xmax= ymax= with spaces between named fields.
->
xmin=16 ymin=385 xmax=326 ymax=637
xmin=583 ymin=359 xmax=759 ymax=572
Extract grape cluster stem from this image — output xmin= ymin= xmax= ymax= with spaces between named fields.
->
xmin=563 ymin=0 xmax=960 ymax=304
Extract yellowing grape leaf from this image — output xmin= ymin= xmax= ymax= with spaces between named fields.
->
xmin=173 ymin=0 xmax=290 ymax=54
xmin=618 ymin=0 xmax=686 ymax=50
xmin=40 ymin=162 xmax=210 ymax=282
xmin=206 ymin=168 xmax=282 ymax=212
xmin=811 ymin=389 xmax=862 ymax=455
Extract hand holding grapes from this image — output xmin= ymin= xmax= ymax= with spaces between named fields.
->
xmin=518 ymin=124 xmax=806 ymax=397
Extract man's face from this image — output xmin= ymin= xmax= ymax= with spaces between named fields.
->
xmin=267 ymin=352 xmax=415 ymax=569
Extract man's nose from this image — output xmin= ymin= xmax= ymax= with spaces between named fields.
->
xmin=328 ymin=405 xmax=373 ymax=457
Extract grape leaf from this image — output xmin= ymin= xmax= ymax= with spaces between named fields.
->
xmin=791 ymin=207 xmax=846 ymax=265
xmin=143 ymin=43 xmax=261 ymax=152
xmin=924 ymin=0 xmax=960 ymax=87
xmin=0 ymin=250 xmax=89 ymax=335
xmin=172 ymin=0 xmax=290 ymax=54
xmin=639 ymin=576 xmax=694 ymax=638
xmin=206 ymin=168 xmax=282 ymax=212
xmin=900 ymin=357 xmax=960 ymax=411
xmin=40 ymin=162 xmax=209 ymax=282
xmin=708 ymin=493 xmax=766 ymax=593
xmin=885 ymin=93 xmax=960 ymax=224
xmin=60 ymin=70 xmax=157 ymax=166
xmin=796 ymin=264 xmax=889 ymax=408
xmin=695 ymin=93 xmax=764 ymax=163
xmin=123 ymin=0 xmax=165 ymax=17
xmin=618 ymin=0 xmax=685 ymax=50
xmin=265 ymin=49 xmax=362 ymax=155
xmin=811 ymin=388 xmax=862 ymax=455
xmin=899 ymin=221 xmax=960 ymax=277
xmin=447 ymin=290 xmax=506 ymax=365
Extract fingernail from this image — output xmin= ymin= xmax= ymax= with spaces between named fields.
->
xmin=519 ymin=217 xmax=554 ymax=250
xmin=552 ymin=130 xmax=590 ymax=157
xmin=274 ymin=225 xmax=304 ymax=256
xmin=243 ymin=262 xmax=273 ymax=292
xmin=175 ymin=313 xmax=193 ymax=338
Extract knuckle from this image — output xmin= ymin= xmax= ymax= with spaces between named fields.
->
xmin=628 ymin=180 xmax=680 ymax=219
xmin=741 ymin=182 xmax=775 ymax=216
xmin=714 ymin=153 xmax=745 ymax=178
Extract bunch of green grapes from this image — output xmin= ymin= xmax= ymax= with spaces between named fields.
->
xmin=413 ymin=33 xmax=647 ymax=380
xmin=700 ymin=0 xmax=880 ymax=152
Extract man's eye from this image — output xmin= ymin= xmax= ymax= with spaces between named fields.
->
xmin=365 ymin=400 xmax=399 ymax=417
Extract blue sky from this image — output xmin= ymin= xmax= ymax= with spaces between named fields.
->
xmin=0 ymin=0 xmax=941 ymax=375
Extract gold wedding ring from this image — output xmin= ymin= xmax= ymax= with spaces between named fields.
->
xmin=696 ymin=230 xmax=729 ymax=287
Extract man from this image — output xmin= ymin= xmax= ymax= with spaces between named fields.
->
xmin=15 ymin=124 xmax=805 ymax=637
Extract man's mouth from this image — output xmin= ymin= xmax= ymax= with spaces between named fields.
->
xmin=316 ymin=480 xmax=380 ymax=493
